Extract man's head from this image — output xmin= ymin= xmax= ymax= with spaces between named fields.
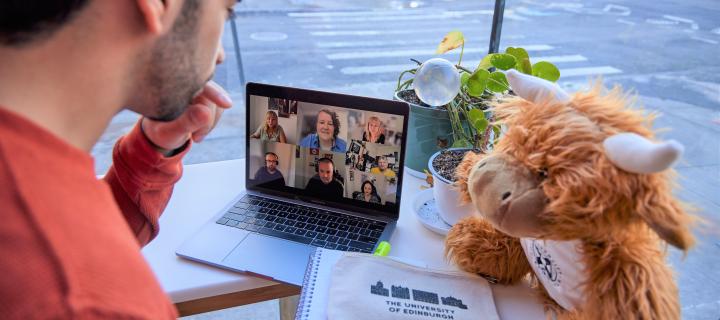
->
xmin=0 ymin=0 xmax=234 ymax=121
xmin=130 ymin=0 xmax=233 ymax=121
xmin=377 ymin=156 xmax=388 ymax=171
xmin=316 ymin=158 xmax=335 ymax=185
xmin=0 ymin=1 xmax=90 ymax=46
xmin=264 ymin=152 xmax=279 ymax=172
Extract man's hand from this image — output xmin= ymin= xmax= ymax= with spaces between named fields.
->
xmin=141 ymin=81 xmax=233 ymax=156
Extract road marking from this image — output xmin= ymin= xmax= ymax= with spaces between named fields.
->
xmin=663 ymin=15 xmax=699 ymax=30
xmin=249 ymin=32 xmax=288 ymax=41
xmin=691 ymin=36 xmax=719 ymax=44
xmin=603 ymin=4 xmax=631 ymax=16
xmin=294 ymin=10 xmax=509 ymax=23
xmin=326 ymin=45 xmax=556 ymax=60
xmin=311 ymin=29 xmax=446 ymax=36
xmin=315 ymin=35 xmax=527 ymax=48
xmin=560 ymin=66 xmax=622 ymax=77
xmin=318 ymin=39 xmax=439 ymax=49
xmin=516 ymin=6 xmax=558 ymax=17
xmin=341 ymin=64 xmax=421 ymax=75
xmin=617 ymin=18 xmax=636 ymax=26
xmin=340 ymin=56 xmax=593 ymax=75
xmin=301 ymin=19 xmax=485 ymax=30
xmin=646 ymin=19 xmax=676 ymax=26
xmin=289 ymin=9 xmax=491 ymax=18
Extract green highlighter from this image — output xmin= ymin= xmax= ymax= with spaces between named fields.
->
xmin=373 ymin=241 xmax=391 ymax=257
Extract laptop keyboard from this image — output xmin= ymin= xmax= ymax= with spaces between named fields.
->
xmin=216 ymin=195 xmax=387 ymax=253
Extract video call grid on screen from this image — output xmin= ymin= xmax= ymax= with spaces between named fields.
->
xmin=245 ymin=87 xmax=406 ymax=216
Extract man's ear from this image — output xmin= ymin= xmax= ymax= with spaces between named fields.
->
xmin=453 ymin=151 xmax=485 ymax=204
xmin=636 ymin=190 xmax=694 ymax=251
xmin=135 ymin=0 xmax=181 ymax=34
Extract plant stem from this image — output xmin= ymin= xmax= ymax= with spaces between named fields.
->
xmin=396 ymin=69 xmax=417 ymax=91
xmin=458 ymin=42 xmax=465 ymax=66
xmin=456 ymin=65 xmax=473 ymax=74
xmin=456 ymin=105 xmax=477 ymax=145
xmin=449 ymin=100 xmax=471 ymax=145
xmin=399 ymin=78 xmax=413 ymax=91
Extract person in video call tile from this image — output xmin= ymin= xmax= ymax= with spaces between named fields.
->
xmin=362 ymin=116 xmax=385 ymax=144
xmin=370 ymin=156 xmax=396 ymax=178
xmin=250 ymin=110 xmax=287 ymax=143
xmin=299 ymin=109 xmax=347 ymax=152
xmin=354 ymin=180 xmax=381 ymax=204
xmin=254 ymin=152 xmax=286 ymax=188
xmin=305 ymin=158 xmax=344 ymax=199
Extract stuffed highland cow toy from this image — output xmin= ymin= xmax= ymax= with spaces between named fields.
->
xmin=445 ymin=70 xmax=693 ymax=319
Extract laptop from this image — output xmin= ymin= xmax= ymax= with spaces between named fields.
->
xmin=176 ymin=83 xmax=409 ymax=285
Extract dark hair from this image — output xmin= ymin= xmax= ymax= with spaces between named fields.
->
xmin=361 ymin=180 xmax=378 ymax=196
xmin=264 ymin=152 xmax=278 ymax=159
xmin=0 ymin=0 xmax=90 ymax=46
xmin=316 ymin=109 xmax=340 ymax=138
xmin=317 ymin=157 xmax=334 ymax=169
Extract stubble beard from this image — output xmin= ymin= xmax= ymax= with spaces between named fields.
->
xmin=144 ymin=0 xmax=204 ymax=122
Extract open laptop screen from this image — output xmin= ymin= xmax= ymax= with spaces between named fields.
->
xmin=245 ymin=83 xmax=409 ymax=219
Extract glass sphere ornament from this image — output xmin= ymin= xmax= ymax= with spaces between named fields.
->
xmin=413 ymin=58 xmax=461 ymax=107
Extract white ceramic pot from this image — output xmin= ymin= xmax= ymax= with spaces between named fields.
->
xmin=428 ymin=149 xmax=477 ymax=226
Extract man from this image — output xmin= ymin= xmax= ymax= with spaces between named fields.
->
xmin=254 ymin=152 xmax=286 ymax=188
xmin=370 ymin=156 xmax=397 ymax=179
xmin=305 ymin=158 xmax=344 ymax=200
xmin=0 ymin=0 xmax=236 ymax=318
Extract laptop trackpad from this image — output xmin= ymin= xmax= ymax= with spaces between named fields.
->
xmin=222 ymin=234 xmax=315 ymax=286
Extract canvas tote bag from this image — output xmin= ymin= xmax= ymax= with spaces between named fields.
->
xmin=327 ymin=254 xmax=499 ymax=320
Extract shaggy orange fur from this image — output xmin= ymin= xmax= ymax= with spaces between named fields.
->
xmin=445 ymin=84 xmax=693 ymax=319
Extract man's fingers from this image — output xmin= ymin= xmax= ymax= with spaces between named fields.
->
xmin=142 ymin=81 xmax=230 ymax=151
xmin=196 ymin=80 xmax=232 ymax=109
xmin=188 ymin=103 xmax=213 ymax=129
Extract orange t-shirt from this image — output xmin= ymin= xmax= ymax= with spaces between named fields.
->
xmin=0 ymin=108 xmax=184 ymax=319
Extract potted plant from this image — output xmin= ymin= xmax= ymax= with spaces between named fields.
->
xmin=396 ymin=31 xmax=562 ymax=225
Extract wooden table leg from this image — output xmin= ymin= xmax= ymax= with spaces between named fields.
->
xmin=279 ymin=294 xmax=300 ymax=320
xmin=175 ymin=283 xmax=299 ymax=317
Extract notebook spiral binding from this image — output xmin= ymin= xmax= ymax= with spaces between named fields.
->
xmin=295 ymin=248 xmax=322 ymax=320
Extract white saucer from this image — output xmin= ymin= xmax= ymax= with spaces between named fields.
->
xmin=413 ymin=189 xmax=452 ymax=235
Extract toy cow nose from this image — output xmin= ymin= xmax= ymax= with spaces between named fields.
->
xmin=502 ymin=191 xmax=512 ymax=200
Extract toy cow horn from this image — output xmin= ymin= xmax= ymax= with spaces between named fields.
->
xmin=603 ymin=133 xmax=684 ymax=174
xmin=505 ymin=69 xmax=571 ymax=104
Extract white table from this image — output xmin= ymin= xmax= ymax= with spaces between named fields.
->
xmin=142 ymin=159 xmax=545 ymax=318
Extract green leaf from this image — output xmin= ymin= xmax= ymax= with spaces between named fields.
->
xmin=473 ymin=118 xmax=489 ymax=132
xmin=468 ymin=108 xmax=485 ymax=123
xmin=476 ymin=54 xmax=493 ymax=71
xmin=436 ymin=31 xmax=465 ymax=54
xmin=518 ymin=58 xmax=533 ymax=75
xmin=451 ymin=138 xmax=472 ymax=148
xmin=532 ymin=61 xmax=561 ymax=82
xmin=466 ymin=69 xmax=489 ymax=97
xmin=469 ymin=109 xmax=489 ymax=132
xmin=487 ymin=71 xmax=509 ymax=92
xmin=460 ymin=72 xmax=471 ymax=86
xmin=490 ymin=53 xmax=517 ymax=70
xmin=505 ymin=47 xmax=531 ymax=74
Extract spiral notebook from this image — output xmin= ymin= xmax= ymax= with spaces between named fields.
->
xmin=295 ymin=248 xmax=499 ymax=320
xmin=295 ymin=249 xmax=345 ymax=320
